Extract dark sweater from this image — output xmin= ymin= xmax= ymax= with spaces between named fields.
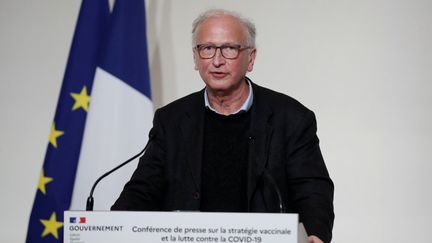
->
xmin=200 ymin=108 xmax=251 ymax=212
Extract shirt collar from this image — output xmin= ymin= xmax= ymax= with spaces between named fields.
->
xmin=204 ymin=78 xmax=254 ymax=115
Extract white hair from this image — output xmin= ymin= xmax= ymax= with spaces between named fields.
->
xmin=191 ymin=9 xmax=256 ymax=47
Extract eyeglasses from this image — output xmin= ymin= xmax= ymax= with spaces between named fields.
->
xmin=195 ymin=44 xmax=252 ymax=59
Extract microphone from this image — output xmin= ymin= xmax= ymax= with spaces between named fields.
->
xmin=260 ymin=130 xmax=285 ymax=213
xmin=86 ymin=130 xmax=156 ymax=211
xmin=248 ymin=133 xmax=284 ymax=213
xmin=263 ymin=170 xmax=285 ymax=213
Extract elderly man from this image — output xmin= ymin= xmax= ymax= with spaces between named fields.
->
xmin=112 ymin=9 xmax=334 ymax=243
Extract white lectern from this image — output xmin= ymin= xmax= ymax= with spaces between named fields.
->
xmin=64 ymin=211 xmax=307 ymax=243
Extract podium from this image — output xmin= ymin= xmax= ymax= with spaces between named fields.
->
xmin=64 ymin=211 xmax=308 ymax=243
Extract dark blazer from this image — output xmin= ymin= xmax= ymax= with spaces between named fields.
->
xmin=112 ymin=82 xmax=334 ymax=242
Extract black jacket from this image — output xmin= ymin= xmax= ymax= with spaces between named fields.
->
xmin=112 ymin=82 xmax=334 ymax=242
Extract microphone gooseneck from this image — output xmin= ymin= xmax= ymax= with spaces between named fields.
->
xmin=263 ymin=171 xmax=285 ymax=213
xmin=86 ymin=132 xmax=155 ymax=211
xmin=261 ymin=129 xmax=285 ymax=213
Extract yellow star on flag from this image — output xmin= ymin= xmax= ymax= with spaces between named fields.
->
xmin=38 ymin=169 xmax=53 ymax=195
xmin=49 ymin=123 xmax=64 ymax=148
xmin=70 ymin=86 xmax=91 ymax=111
xmin=40 ymin=212 xmax=63 ymax=239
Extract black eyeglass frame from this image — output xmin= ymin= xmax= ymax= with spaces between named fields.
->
xmin=195 ymin=44 xmax=252 ymax=59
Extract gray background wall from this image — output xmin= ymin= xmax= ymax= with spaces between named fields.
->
xmin=1 ymin=0 xmax=431 ymax=242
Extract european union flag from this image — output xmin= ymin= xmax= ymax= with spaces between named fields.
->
xmin=26 ymin=0 xmax=152 ymax=242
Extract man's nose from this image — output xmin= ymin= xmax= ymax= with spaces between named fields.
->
xmin=212 ymin=48 xmax=226 ymax=66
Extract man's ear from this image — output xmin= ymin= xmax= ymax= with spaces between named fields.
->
xmin=193 ymin=49 xmax=199 ymax=70
xmin=247 ymin=48 xmax=257 ymax=72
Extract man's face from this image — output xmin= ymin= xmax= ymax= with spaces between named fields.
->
xmin=193 ymin=15 xmax=256 ymax=94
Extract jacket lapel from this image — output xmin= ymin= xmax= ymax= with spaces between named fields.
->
xmin=179 ymin=91 xmax=205 ymax=193
xmin=247 ymin=84 xmax=274 ymax=210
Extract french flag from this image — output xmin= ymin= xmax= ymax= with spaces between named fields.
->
xmin=69 ymin=0 xmax=153 ymax=210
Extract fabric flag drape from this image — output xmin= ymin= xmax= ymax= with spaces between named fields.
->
xmin=26 ymin=0 xmax=152 ymax=242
